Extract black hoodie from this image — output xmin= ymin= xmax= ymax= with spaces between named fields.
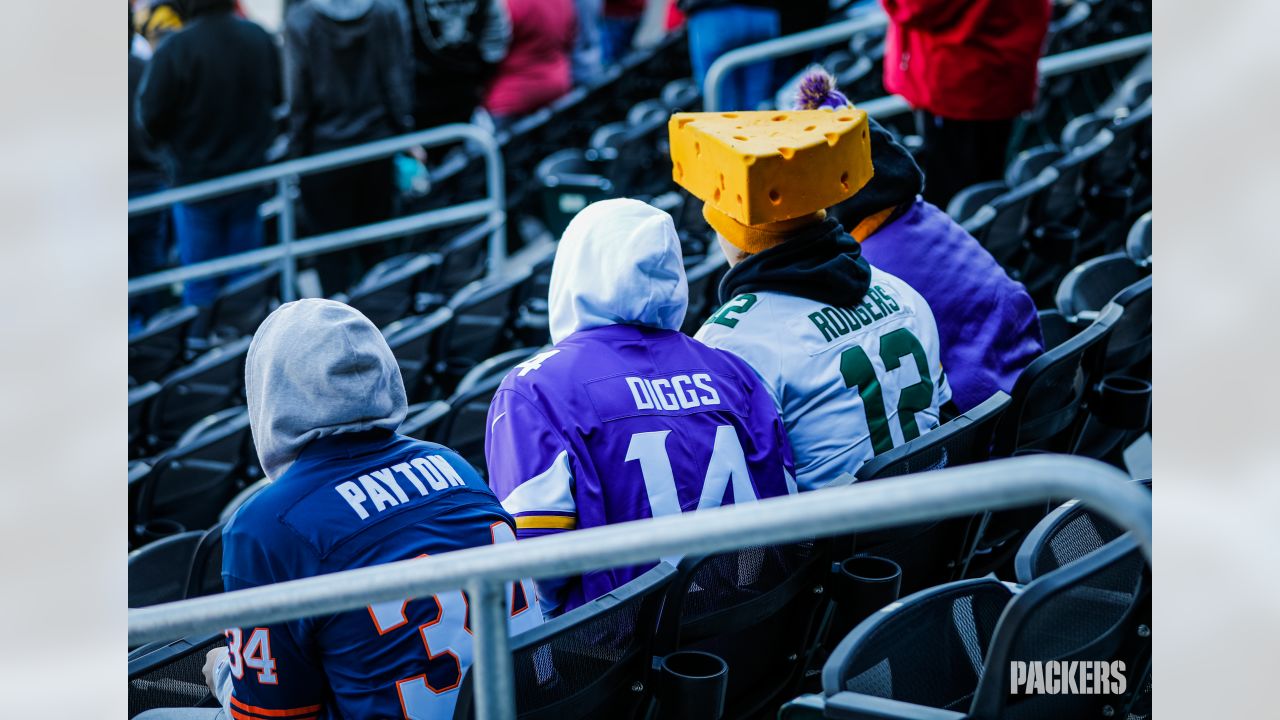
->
xmin=718 ymin=118 xmax=923 ymax=308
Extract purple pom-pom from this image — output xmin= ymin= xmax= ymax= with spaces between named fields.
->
xmin=793 ymin=66 xmax=851 ymax=111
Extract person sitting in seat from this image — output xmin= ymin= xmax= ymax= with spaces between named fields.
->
xmin=668 ymin=85 xmax=952 ymax=491
xmin=796 ymin=69 xmax=1044 ymax=413
xmin=485 ymin=199 xmax=797 ymax=617
xmin=137 ymin=299 xmax=542 ymax=720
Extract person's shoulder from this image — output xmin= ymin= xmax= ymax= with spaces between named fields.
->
xmin=494 ymin=343 xmax=582 ymax=396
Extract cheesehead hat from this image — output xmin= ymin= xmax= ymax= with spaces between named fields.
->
xmin=668 ymin=68 xmax=874 ymax=253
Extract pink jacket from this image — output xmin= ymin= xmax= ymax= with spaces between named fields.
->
xmin=485 ymin=0 xmax=576 ymax=118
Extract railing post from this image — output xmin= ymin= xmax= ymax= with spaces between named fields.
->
xmin=468 ymin=580 xmax=516 ymax=720
xmin=277 ymin=175 xmax=299 ymax=303
xmin=476 ymin=133 xmax=508 ymax=277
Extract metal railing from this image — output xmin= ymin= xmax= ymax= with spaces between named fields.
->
xmin=704 ymin=11 xmax=1151 ymax=117
xmin=703 ymin=11 xmax=888 ymax=112
xmin=127 ymin=123 xmax=506 ymax=302
xmin=128 ymin=455 xmax=1151 ymax=719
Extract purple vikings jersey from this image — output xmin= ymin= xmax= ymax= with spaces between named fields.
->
xmin=485 ymin=324 xmax=797 ymax=616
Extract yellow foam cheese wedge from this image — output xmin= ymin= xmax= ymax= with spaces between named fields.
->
xmin=668 ymin=109 xmax=874 ymax=226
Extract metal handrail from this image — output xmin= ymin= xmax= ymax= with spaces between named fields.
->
xmin=128 ymin=455 xmax=1151 ymax=719
xmin=703 ymin=11 xmax=888 ymax=112
xmin=127 ymin=123 xmax=506 ymax=301
xmin=858 ymin=32 xmax=1153 ymax=119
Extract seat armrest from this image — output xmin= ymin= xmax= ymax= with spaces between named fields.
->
xmin=823 ymin=692 xmax=968 ymax=720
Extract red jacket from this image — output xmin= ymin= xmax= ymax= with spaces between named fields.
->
xmin=485 ymin=0 xmax=576 ymax=118
xmin=881 ymin=0 xmax=1050 ymax=121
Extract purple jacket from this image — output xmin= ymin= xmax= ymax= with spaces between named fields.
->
xmin=860 ymin=198 xmax=1043 ymax=411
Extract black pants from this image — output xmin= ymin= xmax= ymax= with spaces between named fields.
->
xmin=917 ymin=111 xmax=1014 ymax=209
xmin=298 ymin=157 xmax=396 ymax=295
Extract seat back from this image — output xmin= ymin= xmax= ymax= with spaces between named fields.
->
xmin=433 ymin=272 xmax=530 ymax=391
xmin=431 ymin=223 xmax=492 ymax=302
xmin=130 ymin=381 xmax=161 ymax=456
xmin=822 ymin=578 xmax=1013 ymax=712
xmin=344 ymin=253 xmax=438 ymax=329
xmin=384 ymin=308 xmax=454 ymax=401
xmin=399 ymin=400 xmax=451 ymax=442
xmin=128 ymin=531 xmax=205 ymax=608
xmin=206 ymin=267 xmax=278 ymax=340
xmin=845 ymin=393 xmax=1012 ymax=595
xmin=129 ymin=305 xmax=200 ymax=384
xmin=438 ymin=348 xmax=541 ymax=473
xmin=147 ymin=336 xmax=251 ymax=448
xmin=992 ymin=304 xmax=1119 ymax=456
xmin=537 ymin=148 xmax=615 ymax=237
xmin=1005 ymin=146 xmax=1064 ymax=188
xmin=1015 ymin=500 xmax=1126 ymax=584
xmin=453 ymin=564 xmax=677 ymax=720
xmin=1125 ymin=211 xmax=1151 ymax=266
xmin=946 ymin=180 xmax=1007 ymax=224
xmin=654 ymin=542 xmax=827 ymax=718
xmin=185 ymin=520 xmax=226 ymax=599
xmin=965 ymin=169 xmax=1057 ymax=269
xmin=134 ymin=409 xmax=251 ymax=535
xmin=1100 ymin=275 xmax=1152 ymax=378
xmin=972 ymin=537 xmax=1146 ymax=720
xmin=129 ymin=632 xmax=226 ymax=716
xmin=681 ymin=253 xmax=728 ymax=334
xmin=1054 ymin=252 xmax=1149 ymax=322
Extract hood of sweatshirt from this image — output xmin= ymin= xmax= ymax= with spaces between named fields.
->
xmin=717 ymin=215 xmax=872 ymax=308
xmin=548 ymin=198 xmax=688 ymax=344
xmin=829 ymin=117 xmax=925 ymax=230
xmin=245 ymin=298 xmax=407 ymax=480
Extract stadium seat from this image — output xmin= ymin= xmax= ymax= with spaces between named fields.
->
xmin=336 ymin=253 xmax=439 ymax=329
xmin=129 ymin=530 xmax=205 ymax=608
xmin=945 ymin=180 xmax=1006 ymax=224
xmin=128 ymin=632 xmax=225 ymax=716
xmin=1073 ymin=278 xmax=1153 ymax=460
xmin=129 ymin=305 xmax=200 ymax=384
xmin=430 ymin=270 xmax=532 ymax=394
xmin=836 ymin=392 xmax=1012 ymax=601
xmin=399 ymin=400 xmax=451 ymax=442
xmin=681 ymin=253 xmax=728 ymax=335
xmin=661 ymin=78 xmax=701 ymax=112
xmin=1005 ymin=146 xmax=1064 ymax=188
xmin=1125 ymin=211 xmax=1151 ymax=267
xmin=199 ymin=266 xmax=279 ymax=343
xmin=1014 ymin=500 xmax=1125 ymax=584
xmin=383 ymin=308 xmax=454 ymax=402
xmin=1036 ymin=309 xmax=1080 ymax=352
xmin=1054 ymin=252 xmax=1149 ymax=324
xmin=807 ymin=534 xmax=1144 ymax=720
xmin=219 ymin=477 xmax=270 ymax=523
xmin=512 ymin=250 xmax=556 ymax=347
xmin=962 ymin=167 xmax=1058 ymax=272
xmin=435 ymin=347 xmax=545 ymax=473
xmin=185 ymin=521 xmax=225 ymax=599
xmin=537 ymin=149 xmax=615 ymax=237
xmin=452 ymin=563 xmax=678 ymax=720
xmin=146 ymin=336 xmax=251 ymax=448
xmin=1061 ymin=111 xmax=1112 ymax=151
xmin=133 ymin=407 xmax=251 ymax=541
xmin=427 ymin=223 xmax=493 ymax=304
xmin=652 ymin=542 xmax=828 ymax=719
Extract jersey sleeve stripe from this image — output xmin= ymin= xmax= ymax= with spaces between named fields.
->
xmin=229 ymin=696 xmax=323 ymax=717
xmin=513 ymin=514 xmax=577 ymax=530
xmin=230 ymin=711 xmax=317 ymax=720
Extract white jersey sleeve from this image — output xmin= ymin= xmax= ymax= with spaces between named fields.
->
xmin=696 ymin=268 xmax=950 ymax=490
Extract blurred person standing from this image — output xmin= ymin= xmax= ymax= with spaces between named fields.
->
xmin=600 ymin=0 xmax=666 ymax=64
xmin=484 ymin=0 xmax=576 ymax=130
xmin=570 ymin=0 xmax=604 ymax=85
xmin=405 ymin=0 xmax=511 ymax=130
xmin=881 ymin=0 xmax=1050 ymax=207
xmin=678 ymin=0 xmax=794 ymax=112
xmin=136 ymin=0 xmax=282 ymax=308
xmin=129 ymin=7 xmax=170 ymax=330
xmin=284 ymin=0 xmax=414 ymax=293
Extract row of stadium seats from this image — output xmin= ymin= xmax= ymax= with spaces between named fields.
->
xmin=130 ymin=489 xmax=1150 ymax=719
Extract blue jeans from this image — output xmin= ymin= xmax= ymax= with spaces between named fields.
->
xmin=173 ymin=190 xmax=265 ymax=307
xmin=600 ymin=16 xmax=639 ymax=65
xmin=572 ymin=0 xmax=605 ymax=84
xmin=129 ymin=183 xmax=172 ymax=331
xmin=688 ymin=5 xmax=781 ymax=112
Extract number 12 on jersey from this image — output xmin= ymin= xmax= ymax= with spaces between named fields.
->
xmin=839 ymin=327 xmax=936 ymax=456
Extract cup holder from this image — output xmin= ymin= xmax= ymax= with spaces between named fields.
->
xmin=656 ymin=650 xmax=729 ymax=720
xmin=1093 ymin=375 xmax=1152 ymax=430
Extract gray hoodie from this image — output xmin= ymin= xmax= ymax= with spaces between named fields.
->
xmin=245 ymin=299 xmax=407 ymax=480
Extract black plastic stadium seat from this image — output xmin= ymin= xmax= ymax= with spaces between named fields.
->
xmin=813 ymin=535 xmax=1145 ymax=720
xmin=128 ymin=531 xmax=205 ymax=608
xmin=1004 ymin=146 xmax=1064 ymax=188
xmin=435 ymin=347 xmax=545 ymax=473
xmin=130 ymin=381 xmax=161 ymax=457
xmin=427 ymin=223 xmax=493 ymax=304
xmin=430 ymin=269 xmax=532 ymax=394
xmin=944 ymin=181 xmax=1006 ymax=224
xmin=185 ymin=521 xmax=225 ymax=600
xmin=660 ymin=78 xmax=700 ymax=112
xmin=399 ymin=400 xmax=451 ymax=442
xmin=652 ymin=542 xmax=828 ymax=719
xmin=842 ymin=392 xmax=1012 ymax=597
xmin=1054 ymin=252 xmax=1149 ymax=324
xmin=962 ymin=168 xmax=1058 ymax=272
xmin=452 ymin=563 xmax=678 ymax=720
xmin=537 ymin=149 xmax=615 ymax=237
xmin=200 ymin=266 xmax=278 ymax=343
xmin=146 ymin=336 xmax=251 ymax=448
xmin=129 ymin=305 xmax=200 ymax=384
xmin=133 ymin=407 xmax=251 ymax=540
xmin=1014 ymin=500 xmax=1125 ymax=584
xmin=1020 ymin=130 xmax=1114 ymax=280
xmin=337 ymin=253 xmax=439 ymax=329
xmin=129 ymin=632 xmax=225 ymax=716
xmin=383 ymin=308 xmax=454 ymax=402
xmin=1125 ymin=212 xmax=1151 ymax=267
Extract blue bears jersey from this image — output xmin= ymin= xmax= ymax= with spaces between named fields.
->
xmin=221 ymin=429 xmax=543 ymax=720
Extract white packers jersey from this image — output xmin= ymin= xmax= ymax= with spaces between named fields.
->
xmin=695 ymin=267 xmax=951 ymax=490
